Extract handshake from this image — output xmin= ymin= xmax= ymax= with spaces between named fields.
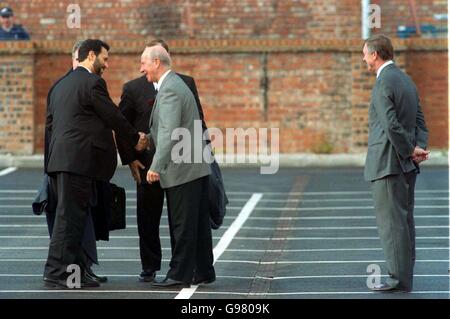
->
xmin=135 ymin=132 xmax=150 ymax=152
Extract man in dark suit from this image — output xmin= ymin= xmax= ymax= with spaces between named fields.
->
xmin=116 ymin=39 xmax=209 ymax=283
xmin=142 ymin=45 xmax=214 ymax=288
xmin=363 ymin=34 xmax=430 ymax=293
xmin=43 ymin=40 xmax=108 ymax=284
xmin=44 ymin=39 xmax=148 ymax=289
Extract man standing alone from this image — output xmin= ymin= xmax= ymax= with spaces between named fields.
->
xmin=362 ymin=34 xmax=429 ymax=293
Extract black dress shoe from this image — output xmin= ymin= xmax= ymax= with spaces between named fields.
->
xmin=85 ymin=268 xmax=108 ymax=283
xmin=192 ymin=276 xmax=216 ymax=285
xmin=139 ymin=270 xmax=156 ymax=282
xmin=152 ymin=277 xmax=190 ymax=288
xmin=44 ymin=275 xmax=100 ymax=289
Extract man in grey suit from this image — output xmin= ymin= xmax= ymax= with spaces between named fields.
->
xmin=363 ymin=34 xmax=430 ymax=292
xmin=141 ymin=45 xmax=215 ymax=288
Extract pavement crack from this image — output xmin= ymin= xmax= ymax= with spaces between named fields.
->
xmin=247 ymin=177 xmax=308 ymax=299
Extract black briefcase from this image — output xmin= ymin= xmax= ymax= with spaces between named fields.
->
xmin=109 ymin=183 xmax=126 ymax=231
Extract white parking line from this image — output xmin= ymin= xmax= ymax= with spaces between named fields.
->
xmin=0 ymin=189 xmax=447 ymax=195
xmin=241 ymin=291 xmax=450 ymax=296
xmin=0 ymin=274 xmax=447 ymax=279
xmin=0 ymin=247 xmax=447 ymax=252
xmin=0 ymin=205 xmax=243 ymax=210
xmin=0 ymin=235 xmax=169 ymax=239
xmin=256 ymin=260 xmax=450 ymax=264
xmin=261 ymin=274 xmax=450 ymax=279
xmin=0 ymin=167 xmax=17 ymax=177
xmin=0 ymin=224 xmax=129 ymax=229
xmin=253 ymin=197 xmax=449 ymax=203
xmin=229 ymin=236 xmax=450 ymax=240
xmin=1 ymin=196 xmax=448 ymax=203
xmin=1 ymin=224 xmax=448 ymax=231
xmin=0 ymin=289 xmax=447 ymax=296
xmin=0 ymin=246 xmax=448 ymax=253
xmin=223 ymin=190 xmax=449 ymax=195
xmin=0 ymin=259 xmax=446 ymax=264
xmin=0 ymin=247 xmax=138 ymax=250
xmin=0 ymin=198 xmax=45 ymax=201
xmin=0 ymin=204 xmax=447 ymax=210
xmin=0 ymin=289 xmax=180 ymax=294
xmin=247 ymin=205 xmax=449 ymax=211
xmin=221 ymin=247 xmax=448 ymax=252
xmin=175 ymin=193 xmax=263 ymax=300
xmin=238 ymin=226 xmax=450 ymax=230
xmin=241 ymin=215 xmax=449 ymax=220
xmin=0 ymin=215 xmax=447 ymax=220
xmin=1 ymin=235 xmax=448 ymax=240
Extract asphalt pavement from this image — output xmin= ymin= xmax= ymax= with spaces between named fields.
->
xmin=0 ymin=166 xmax=448 ymax=299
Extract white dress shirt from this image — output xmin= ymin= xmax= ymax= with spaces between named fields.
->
xmin=376 ymin=60 xmax=394 ymax=79
xmin=155 ymin=69 xmax=172 ymax=91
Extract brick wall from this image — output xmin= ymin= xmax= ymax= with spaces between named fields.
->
xmin=0 ymin=38 xmax=447 ymax=155
xmin=0 ymin=43 xmax=34 ymax=154
xmin=0 ymin=0 xmax=447 ymax=155
xmin=33 ymin=54 xmax=71 ymax=152
xmin=405 ymin=51 xmax=448 ymax=149
xmin=0 ymin=0 xmax=446 ymax=41
xmin=372 ymin=0 xmax=447 ymax=37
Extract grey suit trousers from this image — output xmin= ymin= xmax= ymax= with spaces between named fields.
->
xmin=371 ymin=171 xmax=417 ymax=291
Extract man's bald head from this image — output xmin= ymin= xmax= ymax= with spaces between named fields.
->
xmin=140 ymin=45 xmax=172 ymax=83
xmin=142 ymin=45 xmax=172 ymax=68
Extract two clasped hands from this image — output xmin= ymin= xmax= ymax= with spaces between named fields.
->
xmin=131 ymin=132 xmax=160 ymax=184
xmin=412 ymin=146 xmax=430 ymax=164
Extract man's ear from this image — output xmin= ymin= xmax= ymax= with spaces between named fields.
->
xmin=88 ymin=50 xmax=96 ymax=61
xmin=155 ymin=58 xmax=161 ymax=69
xmin=372 ymin=51 xmax=378 ymax=61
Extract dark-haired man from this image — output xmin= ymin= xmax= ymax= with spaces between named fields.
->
xmin=44 ymin=39 xmax=148 ymax=288
xmin=363 ymin=34 xmax=429 ymax=293
xmin=43 ymin=40 xmax=108 ymax=285
xmin=116 ymin=39 xmax=209 ymax=283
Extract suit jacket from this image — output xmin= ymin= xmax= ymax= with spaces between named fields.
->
xmin=44 ymin=68 xmax=73 ymax=173
xmin=116 ymin=74 xmax=208 ymax=169
xmin=148 ymin=71 xmax=210 ymax=189
xmin=364 ymin=63 xmax=428 ymax=182
xmin=46 ymin=67 xmax=139 ymax=181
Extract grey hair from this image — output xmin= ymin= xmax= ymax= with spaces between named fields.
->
xmin=72 ymin=40 xmax=84 ymax=59
xmin=144 ymin=45 xmax=172 ymax=68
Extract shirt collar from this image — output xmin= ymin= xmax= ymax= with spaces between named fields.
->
xmin=156 ymin=69 xmax=171 ymax=91
xmin=376 ymin=60 xmax=394 ymax=78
